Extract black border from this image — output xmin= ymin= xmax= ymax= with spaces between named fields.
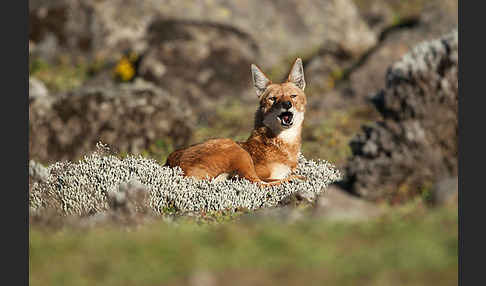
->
xmin=459 ymin=1 xmax=479 ymax=285
xmin=4 ymin=0 xmax=28 ymax=284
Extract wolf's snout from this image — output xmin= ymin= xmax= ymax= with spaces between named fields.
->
xmin=282 ymin=101 xmax=292 ymax=110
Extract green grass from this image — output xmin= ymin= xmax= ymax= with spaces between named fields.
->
xmin=192 ymin=99 xmax=255 ymax=145
xmin=30 ymin=203 xmax=457 ymax=286
xmin=29 ymin=55 xmax=107 ymax=93
xmin=352 ymin=0 xmax=429 ymax=23
xmin=302 ymin=106 xmax=380 ymax=166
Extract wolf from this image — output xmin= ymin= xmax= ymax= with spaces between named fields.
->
xmin=165 ymin=58 xmax=307 ymax=186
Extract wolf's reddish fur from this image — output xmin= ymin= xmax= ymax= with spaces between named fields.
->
xmin=165 ymin=58 xmax=307 ymax=186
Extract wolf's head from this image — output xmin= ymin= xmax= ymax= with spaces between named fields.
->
xmin=251 ymin=58 xmax=307 ymax=141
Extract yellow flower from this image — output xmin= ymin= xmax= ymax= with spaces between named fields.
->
xmin=114 ymin=57 xmax=135 ymax=82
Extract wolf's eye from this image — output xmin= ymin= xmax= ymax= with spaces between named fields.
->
xmin=291 ymin=94 xmax=297 ymax=98
xmin=268 ymin=96 xmax=277 ymax=102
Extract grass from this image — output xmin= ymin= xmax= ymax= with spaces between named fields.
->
xmin=352 ymin=0 xmax=429 ymax=23
xmin=29 ymin=55 xmax=107 ymax=93
xmin=191 ymin=98 xmax=255 ymax=145
xmin=302 ymin=106 xmax=379 ymax=166
xmin=30 ymin=202 xmax=457 ymax=286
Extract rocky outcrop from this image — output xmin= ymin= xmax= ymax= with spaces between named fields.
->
xmin=29 ymin=0 xmax=151 ymax=59
xmin=342 ymin=0 xmax=458 ymax=104
xmin=305 ymin=0 xmax=458 ymax=109
xmin=29 ymin=0 xmax=376 ymax=68
xmin=29 ymin=79 xmax=195 ymax=164
xmin=138 ymin=19 xmax=259 ymax=108
xmin=354 ymin=0 xmax=458 ymax=35
xmin=342 ymin=29 xmax=458 ymax=202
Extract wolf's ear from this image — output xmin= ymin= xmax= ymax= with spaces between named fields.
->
xmin=287 ymin=58 xmax=305 ymax=91
xmin=251 ymin=64 xmax=271 ymax=98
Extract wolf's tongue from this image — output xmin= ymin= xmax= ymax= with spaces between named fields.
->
xmin=282 ymin=115 xmax=290 ymax=122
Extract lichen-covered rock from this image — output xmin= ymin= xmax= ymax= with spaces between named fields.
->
xmin=29 ymin=80 xmax=195 ymax=164
xmin=343 ymin=29 xmax=458 ymax=202
xmin=29 ymin=144 xmax=341 ymax=216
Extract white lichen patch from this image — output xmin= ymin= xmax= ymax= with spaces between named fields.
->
xmin=30 ymin=145 xmax=341 ymax=216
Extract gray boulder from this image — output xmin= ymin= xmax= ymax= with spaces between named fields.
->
xmin=138 ymin=19 xmax=259 ymax=109
xmin=343 ymin=29 xmax=458 ymax=201
xmin=29 ymin=79 xmax=195 ymax=164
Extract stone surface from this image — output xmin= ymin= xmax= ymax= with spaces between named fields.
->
xmin=29 ymin=77 xmax=49 ymax=99
xmin=313 ymin=185 xmax=383 ymax=221
xmin=305 ymin=0 xmax=458 ymax=109
xmin=29 ymin=0 xmax=376 ymax=68
xmin=138 ymin=19 xmax=259 ymax=108
xmin=342 ymin=30 xmax=458 ymax=202
xmin=29 ymin=160 xmax=49 ymax=183
xmin=29 ymin=79 xmax=195 ymax=164
xmin=431 ymin=177 xmax=458 ymax=206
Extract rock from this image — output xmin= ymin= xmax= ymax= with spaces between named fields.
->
xmin=344 ymin=0 xmax=458 ymax=104
xmin=29 ymin=77 xmax=49 ymax=99
xmin=29 ymin=79 xmax=195 ymax=164
xmin=354 ymin=0 xmax=458 ymax=35
xmin=29 ymin=160 xmax=49 ymax=183
xmin=305 ymin=0 xmax=458 ymax=109
xmin=342 ymin=29 xmax=458 ymax=202
xmin=313 ymin=185 xmax=383 ymax=221
xmin=247 ymin=206 xmax=307 ymax=224
xmin=29 ymin=0 xmax=376 ymax=68
xmin=107 ymin=178 xmax=151 ymax=214
xmin=29 ymin=0 xmax=151 ymax=59
xmin=138 ymin=19 xmax=259 ymax=109
xmin=431 ymin=177 xmax=458 ymax=206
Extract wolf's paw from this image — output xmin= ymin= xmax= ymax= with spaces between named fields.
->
xmin=289 ymin=174 xmax=306 ymax=181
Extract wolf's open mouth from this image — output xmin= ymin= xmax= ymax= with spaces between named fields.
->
xmin=278 ymin=111 xmax=294 ymax=127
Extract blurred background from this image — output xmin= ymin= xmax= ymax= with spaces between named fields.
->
xmin=29 ymin=0 xmax=458 ymax=285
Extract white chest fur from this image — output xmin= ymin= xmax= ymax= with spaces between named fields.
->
xmin=278 ymin=126 xmax=301 ymax=143
xmin=277 ymin=112 xmax=304 ymax=144
xmin=269 ymin=163 xmax=291 ymax=180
